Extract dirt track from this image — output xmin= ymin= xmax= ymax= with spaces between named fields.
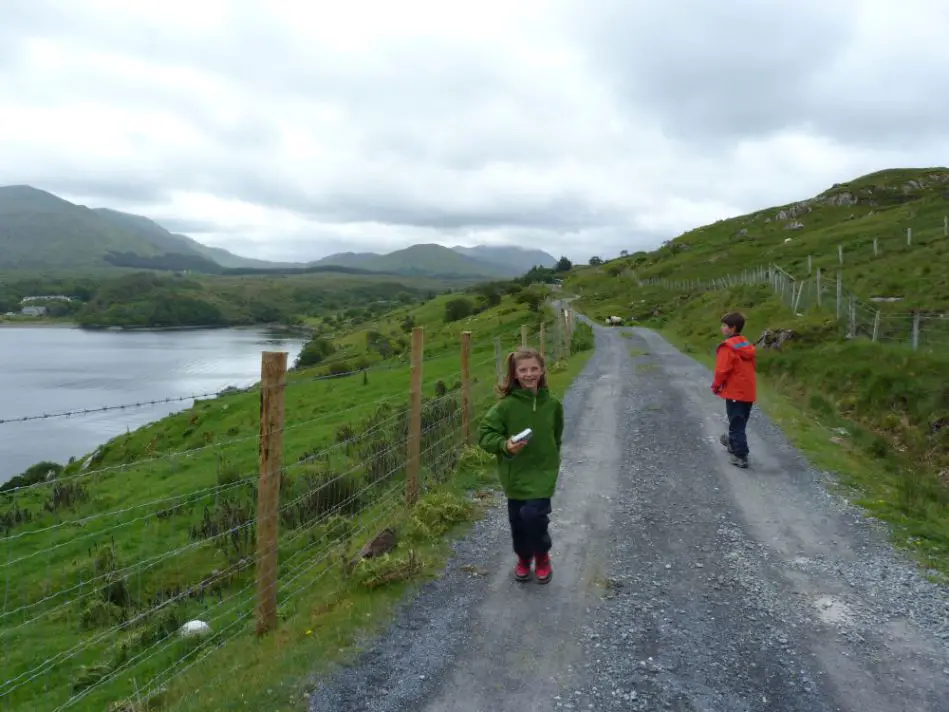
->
xmin=307 ymin=323 xmax=949 ymax=712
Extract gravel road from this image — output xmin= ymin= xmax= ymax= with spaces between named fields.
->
xmin=307 ymin=324 xmax=949 ymax=712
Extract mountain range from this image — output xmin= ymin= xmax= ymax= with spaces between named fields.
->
xmin=0 ymin=185 xmax=557 ymax=278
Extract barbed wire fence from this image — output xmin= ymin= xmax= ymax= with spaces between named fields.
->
xmin=0 ymin=309 xmax=578 ymax=711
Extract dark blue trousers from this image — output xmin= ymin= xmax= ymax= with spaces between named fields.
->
xmin=726 ymin=399 xmax=753 ymax=458
xmin=507 ymin=498 xmax=552 ymax=560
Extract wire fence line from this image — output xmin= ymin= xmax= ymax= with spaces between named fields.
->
xmin=0 ymin=310 xmax=576 ymax=711
xmin=764 ymin=264 xmax=948 ymax=352
xmin=638 ymin=262 xmax=947 ymax=353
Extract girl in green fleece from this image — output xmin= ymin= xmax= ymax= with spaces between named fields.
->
xmin=478 ymin=347 xmax=564 ymax=584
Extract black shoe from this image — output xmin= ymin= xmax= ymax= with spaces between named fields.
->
xmin=730 ymin=454 xmax=749 ymax=469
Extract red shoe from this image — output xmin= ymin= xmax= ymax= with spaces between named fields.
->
xmin=534 ymin=553 xmax=552 ymax=584
xmin=513 ymin=557 xmax=532 ymax=582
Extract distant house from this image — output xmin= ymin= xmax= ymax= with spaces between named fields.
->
xmin=21 ymin=306 xmax=47 ymax=317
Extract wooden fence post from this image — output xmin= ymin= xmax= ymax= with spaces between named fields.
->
xmin=460 ymin=331 xmax=471 ymax=446
xmin=912 ymin=312 xmax=920 ymax=351
xmin=807 ymin=255 xmax=812 ymax=274
xmin=255 ymin=351 xmax=287 ymax=637
xmin=539 ymin=321 xmax=546 ymax=359
xmin=816 ymin=267 xmax=822 ymax=308
xmin=406 ymin=326 xmax=424 ymax=506
xmin=561 ymin=309 xmax=569 ymax=357
xmin=873 ymin=237 xmax=879 ymax=256
xmin=848 ymin=298 xmax=856 ymax=339
xmin=907 ymin=227 xmax=912 ymax=246
xmin=872 ymin=310 xmax=881 ymax=342
xmin=836 ymin=272 xmax=842 ymax=321
xmin=838 ymin=244 xmax=844 ymax=265
xmin=520 ymin=324 xmax=528 ymax=348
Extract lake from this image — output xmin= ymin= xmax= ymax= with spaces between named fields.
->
xmin=0 ymin=326 xmax=307 ymax=484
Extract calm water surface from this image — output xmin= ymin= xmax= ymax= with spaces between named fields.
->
xmin=0 ymin=326 xmax=307 ymax=483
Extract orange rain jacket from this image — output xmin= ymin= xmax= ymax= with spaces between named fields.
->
xmin=711 ymin=335 xmax=757 ymax=403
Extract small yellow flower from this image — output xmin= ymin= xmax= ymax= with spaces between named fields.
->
xmin=305 ymin=629 xmax=313 ymax=636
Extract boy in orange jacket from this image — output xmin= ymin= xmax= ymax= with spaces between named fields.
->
xmin=711 ymin=312 xmax=756 ymax=468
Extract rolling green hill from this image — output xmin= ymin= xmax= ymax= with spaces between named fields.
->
xmin=0 ymin=185 xmax=554 ymax=279
xmin=450 ymin=244 xmax=557 ymax=273
xmin=0 ymin=186 xmax=162 ymax=269
xmin=614 ymin=167 xmax=949 ymax=309
xmin=93 ymin=209 xmax=294 ymax=270
xmin=311 ymin=243 xmax=517 ymax=278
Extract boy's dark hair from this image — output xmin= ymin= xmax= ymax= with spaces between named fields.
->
xmin=721 ymin=312 xmax=745 ymax=333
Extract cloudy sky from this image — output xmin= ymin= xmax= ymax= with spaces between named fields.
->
xmin=1 ymin=0 xmax=947 ymax=263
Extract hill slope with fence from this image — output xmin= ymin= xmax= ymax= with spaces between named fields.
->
xmin=567 ymin=230 xmax=949 ymax=586
xmin=0 ymin=293 xmax=590 ymax=711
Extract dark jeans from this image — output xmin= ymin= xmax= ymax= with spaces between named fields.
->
xmin=725 ymin=399 xmax=753 ymax=458
xmin=507 ymin=498 xmax=552 ymax=560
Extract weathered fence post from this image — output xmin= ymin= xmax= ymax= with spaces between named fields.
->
xmin=256 ymin=351 xmax=287 ymax=637
xmin=912 ymin=312 xmax=920 ymax=351
xmin=836 ymin=272 xmax=842 ymax=321
xmin=907 ymin=227 xmax=912 ymax=246
xmin=873 ymin=237 xmax=879 ymax=256
xmin=872 ymin=310 xmax=881 ymax=342
xmin=460 ymin=331 xmax=471 ymax=446
xmin=816 ymin=267 xmax=822 ymax=308
xmin=838 ymin=244 xmax=844 ymax=265
xmin=521 ymin=324 xmax=528 ymax=348
xmin=848 ymin=298 xmax=856 ymax=339
xmin=807 ymin=255 xmax=812 ymax=274
xmin=539 ymin=321 xmax=546 ymax=360
xmin=406 ymin=326 xmax=424 ymax=506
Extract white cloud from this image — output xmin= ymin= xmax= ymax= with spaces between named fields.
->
xmin=1 ymin=0 xmax=947 ymax=263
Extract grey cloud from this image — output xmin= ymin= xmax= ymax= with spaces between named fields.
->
xmin=566 ymin=0 xmax=949 ymax=147
xmin=568 ymin=0 xmax=853 ymax=141
xmin=4 ymin=1 xmax=949 ymax=265
xmin=30 ymin=179 xmax=168 ymax=206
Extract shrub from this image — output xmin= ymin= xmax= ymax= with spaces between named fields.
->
xmin=570 ymin=321 xmax=595 ymax=354
xmin=445 ymin=298 xmax=474 ymax=323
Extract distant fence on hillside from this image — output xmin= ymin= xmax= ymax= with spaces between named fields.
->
xmin=637 ymin=264 xmax=948 ymax=353
xmin=0 ymin=305 xmax=580 ymax=711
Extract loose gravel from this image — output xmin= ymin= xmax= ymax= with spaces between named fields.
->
xmin=307 ymin=324 xmax=949 ymax=712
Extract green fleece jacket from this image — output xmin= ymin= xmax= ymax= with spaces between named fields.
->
xmin=477 ymin=387 xmax=564 ymax=500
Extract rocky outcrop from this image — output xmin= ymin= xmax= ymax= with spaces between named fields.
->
xmin=756 ymin=328 xmax=796 ymax=350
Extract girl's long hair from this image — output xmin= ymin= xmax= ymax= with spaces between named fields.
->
xmin=497 ymin=347 xmax=548 ymax=397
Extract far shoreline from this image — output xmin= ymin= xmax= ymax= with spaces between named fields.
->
xmin=0 ymin=320 xmax=314 ymax=335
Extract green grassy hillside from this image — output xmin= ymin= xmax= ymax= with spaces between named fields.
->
xmin=94 ymin=209 xmax=284 ymax=270
xmin=614 ymin=167 xmax=949 ymax=309
xmin=0 ymin=286 xmax=589 ymax=711
xmin=313 ymin=243 xmax=514 ymax=278
xmin=451 ymin=245 xmax=557 ymax=273
xmin=0 ymin=186 xmax=162 ymax=269
xmin=567 ymin=167 xmax=949 ymax=579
